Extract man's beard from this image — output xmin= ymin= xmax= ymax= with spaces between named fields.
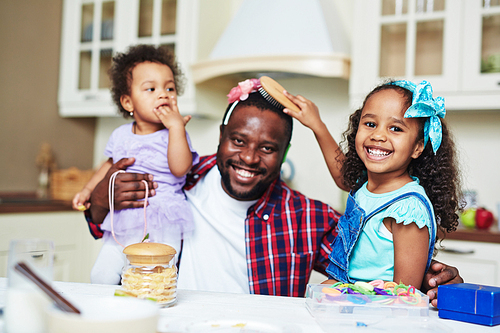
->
xmin=217 ymin=158 xmax=275 ymax=200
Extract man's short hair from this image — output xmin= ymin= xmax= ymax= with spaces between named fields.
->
xmin=221 ymin=92 xmax=293 ymax=146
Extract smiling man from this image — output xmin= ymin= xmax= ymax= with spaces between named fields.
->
xmin=85 ymin=81 xmax=462 ymax=301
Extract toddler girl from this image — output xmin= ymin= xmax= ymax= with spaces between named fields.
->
xmin=284 ymin=80 xmax=461 ymax=289
xmin=72 ymin=45 xmax=198 ymax=284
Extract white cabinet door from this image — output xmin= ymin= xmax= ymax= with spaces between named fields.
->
xmin=350 ymin=0 xmax=461 ymax=108
xmin=462 ymin=0 xmax=500 ymax=93
xmin=0 ymin=212 xmax=102 ymax=283
xmin=434 ymin=239 xmax=500 ymax=286
xmin=59 ymin=0 xmax=198 ymax=117
xmin=350 ymin=0 xmax=500 ymax=110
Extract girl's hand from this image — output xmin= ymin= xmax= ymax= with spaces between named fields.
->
xmin=72 ymin=189 xmax=91 ymax=211
xmin=153 ymin=98 xmax=190 ymax=130
xmin=282 ymin=90 xmax=324 ymax=133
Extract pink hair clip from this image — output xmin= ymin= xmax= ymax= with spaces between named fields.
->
xmin=227 ymin=78 xmax=261 ymax=103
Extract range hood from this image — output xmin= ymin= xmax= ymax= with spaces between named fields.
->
xmin=191 ymin=0 xmax=351 ymax=84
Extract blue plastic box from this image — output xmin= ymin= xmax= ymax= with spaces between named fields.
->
xmin=438 ymin=283 xmax=500 ymax=326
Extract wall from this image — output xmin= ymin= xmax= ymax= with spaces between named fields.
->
xmin=0 ymin=0 xmax=95 ymax=193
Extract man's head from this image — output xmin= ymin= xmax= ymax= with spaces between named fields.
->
xmin=217 ymin=92 xmax=293 ymax=201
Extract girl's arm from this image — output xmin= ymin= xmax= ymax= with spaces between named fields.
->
xmin=153 ymin=98 xmax=193 ymax=177
xmin=282 ymin=91 xmax=347 ymax=191
xmin=390 ymin=218 xmax=430 ymax=289
xmin=72 ymin=159 xmax=113 ymax=210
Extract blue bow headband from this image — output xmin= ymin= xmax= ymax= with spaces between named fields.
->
xmin=388 ymin=80 xmax=446 ymax=154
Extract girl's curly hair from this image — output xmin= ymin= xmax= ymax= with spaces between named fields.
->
xmin=338 ymin=81 xmax=463 ymax=242
xmin=108 ymin=44 xmax=185 ymax=118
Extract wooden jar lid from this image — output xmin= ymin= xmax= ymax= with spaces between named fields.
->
xmin=123 ymin=242 xmax=176 ymax=265
xmin=259 ymin=76 xmax=301 ymax=112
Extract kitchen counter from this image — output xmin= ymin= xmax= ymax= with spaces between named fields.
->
xmin=0 ymin=278 xmax=496 ymax=332
xmin=445 ymin=228 xmax=500 ymax=244
xmin=0 ymin=193 xmax=72 ymax=213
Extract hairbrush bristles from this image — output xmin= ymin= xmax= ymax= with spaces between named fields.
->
xmin=258 ymin=87 xmax=285 ymax=110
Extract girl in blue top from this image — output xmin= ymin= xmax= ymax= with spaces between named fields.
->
xmin=284 ymin=80 xmax=462 ymax=290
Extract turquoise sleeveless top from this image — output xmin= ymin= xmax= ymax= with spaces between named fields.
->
xmin=348 ymin=179 xmax=435 ymax=282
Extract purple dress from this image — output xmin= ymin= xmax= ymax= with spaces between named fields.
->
xmin=100 ymin=123 xmax=199 ymax=247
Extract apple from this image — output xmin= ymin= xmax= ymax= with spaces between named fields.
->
xmin=475 ymin=207 xmax=494 ymax=230
xmin=460 ymin=208 xmax=476 ymax=229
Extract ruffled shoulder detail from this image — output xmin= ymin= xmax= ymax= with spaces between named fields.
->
xmin=384 ymin=196 xmax=432 ymax=229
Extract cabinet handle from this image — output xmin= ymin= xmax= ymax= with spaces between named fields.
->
xmin=31 ymin=254 xmax=44 ymax=259
xmin=440 ymin=248 xmax=474 ymax=255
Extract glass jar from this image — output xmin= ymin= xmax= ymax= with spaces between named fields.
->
xmin=121 ymin=242 xmax=177 ymax=307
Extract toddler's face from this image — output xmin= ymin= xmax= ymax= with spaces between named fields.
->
xmin=122 ymin=61 xmax=177 ymax=126
xmin=355 ymin=89 xmax=424 ymax=182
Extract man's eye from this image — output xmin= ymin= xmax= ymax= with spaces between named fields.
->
xmin=262 ymin=146 xmax=274 ymax=153
xmin=233 ymin=138 xmax=244 ymax=145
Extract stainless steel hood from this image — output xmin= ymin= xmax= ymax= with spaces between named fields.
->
xmin=191 ymin=0 xmax=351 ymax=83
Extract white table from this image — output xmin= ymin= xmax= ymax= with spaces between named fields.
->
xmin=0 ymin=278 xmax=495 ymax=332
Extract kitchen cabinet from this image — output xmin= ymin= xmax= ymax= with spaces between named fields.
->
xmin=434 ymin=239 xmax=500 ymax=286
xmin=58 ymin=0 xmax=198 ymax=117
xmin=0 ymin=211 xmax=102 ymax=283
xmin=350 ymin=0 xmax=500 ymax=111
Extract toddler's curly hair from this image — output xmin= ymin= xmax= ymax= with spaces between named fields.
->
xmin=109 ymin=44 xmax=185 ymax=118
xmin=338 ymin=81 xmax=463 ymax=241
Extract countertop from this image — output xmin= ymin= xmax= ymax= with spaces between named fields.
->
xmin=0 ymin=278 xmax=496 ymax=332
xmin=445 ymin=228 xmax=500 ymax=244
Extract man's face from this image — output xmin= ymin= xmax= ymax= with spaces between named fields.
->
xmin=216 ymin=105 xmax=289 ymax=201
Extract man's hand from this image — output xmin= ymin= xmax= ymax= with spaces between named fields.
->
xmin=421 ymin=260 xmax=463 ymax=307
xmin=88 ymin=158 xmax=157 ymax=224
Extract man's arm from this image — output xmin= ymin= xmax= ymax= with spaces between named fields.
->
xmin=421 ymin=260 xmax=464 ymax=307
xmin=87 ymin=157 xmax=157 ymax=224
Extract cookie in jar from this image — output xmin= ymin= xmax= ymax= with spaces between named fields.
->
xmin=120 ymin=242 xmax=177 ymax=307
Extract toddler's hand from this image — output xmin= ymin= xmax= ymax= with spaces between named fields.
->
xmin=282 ymin=91 xmax=324 ymax=133
xmin=72 ymin=189 xmax=91 ymax=211
xmin=153 ymin=98 xmax=188 ymax=130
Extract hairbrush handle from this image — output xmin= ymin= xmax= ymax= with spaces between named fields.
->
xmin=14 ymin=262 xmax=81 ymax=314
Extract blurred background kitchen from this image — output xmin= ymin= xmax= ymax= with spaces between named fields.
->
xmin=1 ymin=0 xmax=500 ymax=285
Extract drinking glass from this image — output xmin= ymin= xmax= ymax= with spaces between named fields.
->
xmin=4 ymin=239 xmax=55 ymax=333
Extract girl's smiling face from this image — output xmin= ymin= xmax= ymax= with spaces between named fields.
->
xmin=355 ymin=89 xmax=424 ymax=188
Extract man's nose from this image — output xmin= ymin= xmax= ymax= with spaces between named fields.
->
xmin=239 ymin=147 xmax=260 ymax=165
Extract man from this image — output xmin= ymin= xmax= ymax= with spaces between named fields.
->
xmin=86 ymin=89 xmax=461 ymax=304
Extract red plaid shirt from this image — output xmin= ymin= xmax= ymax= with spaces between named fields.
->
xmin=86 ymin=154 xmax=340 ymax=297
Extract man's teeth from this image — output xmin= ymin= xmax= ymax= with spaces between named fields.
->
xmin=236 ymin=169 xmax=255 ymax=178
xmin=367 ymin=148 xmax=391 ymax=156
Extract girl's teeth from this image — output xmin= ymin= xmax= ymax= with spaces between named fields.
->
xmin=368 ymin=148 xmax=390 ymax=156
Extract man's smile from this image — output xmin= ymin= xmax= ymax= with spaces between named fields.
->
xmin=234 ymin=167 xmax=256 ymax=179
xmin=229 ymin=161 xmax=265 ymax=181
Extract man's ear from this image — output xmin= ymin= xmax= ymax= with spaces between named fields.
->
xmin=120 ymin=95 xmax=134 ymax=112
xmin=412 ymin=139 xmax=425 ymax=159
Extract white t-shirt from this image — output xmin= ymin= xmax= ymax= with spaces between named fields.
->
xmin=178 ymin=166 xmax=257 ymax=293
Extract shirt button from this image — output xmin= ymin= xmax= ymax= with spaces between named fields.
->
xmin=263 ymin=214 xmax=269 ymax=221
xmin=193 ymin=174 xmax=199 ymax=179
